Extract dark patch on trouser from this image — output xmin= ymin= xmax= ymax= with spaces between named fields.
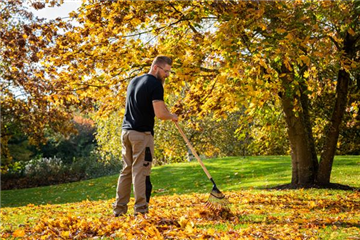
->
xmin=144 ymin=147 xmax=152 ymax=167
xmin=144 ymin=146 xmax=153 ymax=203
xmin=146 ymin=176 xmax=152 ymax=203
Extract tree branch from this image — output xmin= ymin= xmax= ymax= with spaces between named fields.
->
xmin=328 ymin=35 xmax=341 ymax=51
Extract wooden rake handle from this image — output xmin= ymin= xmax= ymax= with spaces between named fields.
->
xmin=174 ymin=121 xmax=213 ymax=180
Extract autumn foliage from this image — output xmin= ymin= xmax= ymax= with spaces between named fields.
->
xmin=40 ymin=0 xmax=359 ymax=187
xmin=1 ymin=1 xmax=359 ymax=188
xmin=0 ymin=1 xmax=77 ymax=172
xmin=1 ymin=190 xmax=359 ymax=239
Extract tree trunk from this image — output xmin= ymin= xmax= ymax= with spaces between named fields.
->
xmin=317 ymin=33 xmax=355 ymax=184
xmin=280 ymin=68 xmax=318 ymax=187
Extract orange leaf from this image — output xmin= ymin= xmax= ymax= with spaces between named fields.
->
xmin=13 ymin=229 xmax=26 ymax=237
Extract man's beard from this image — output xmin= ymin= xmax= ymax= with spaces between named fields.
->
xmin=156 ymin=73 xmax=165 ymax=85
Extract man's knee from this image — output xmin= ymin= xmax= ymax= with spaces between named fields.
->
xmin=120 ymin=163 xmax=132 ymax=175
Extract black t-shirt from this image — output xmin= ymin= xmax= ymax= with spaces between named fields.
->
xmin=122 ymin=74 xmax=164 ymax=135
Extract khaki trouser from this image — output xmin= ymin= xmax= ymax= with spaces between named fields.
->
xmin=113 ymin=130 xmax=154 ymax=215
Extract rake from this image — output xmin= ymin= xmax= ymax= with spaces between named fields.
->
xmin=174 ymin=122 xmax=229 ymax=211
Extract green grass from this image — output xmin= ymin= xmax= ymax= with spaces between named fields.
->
xmin=1 ymin=155 xmax=359 ymax=239
xmin=1 ymin=155 xmax=359 ymax=208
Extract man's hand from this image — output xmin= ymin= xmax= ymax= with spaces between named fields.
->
xmin=171 ymin=114 xmax=178 ymax=122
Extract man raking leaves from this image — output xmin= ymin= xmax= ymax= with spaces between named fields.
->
xmin=113 ymin=56 xmax=178 ymax=217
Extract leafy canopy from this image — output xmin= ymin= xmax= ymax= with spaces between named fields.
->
xmin=46 ymin=1 xmax=358 ymax=159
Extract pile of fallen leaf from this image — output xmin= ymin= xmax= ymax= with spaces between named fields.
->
xmin=1 ymin=190 xmax=359 ymax=239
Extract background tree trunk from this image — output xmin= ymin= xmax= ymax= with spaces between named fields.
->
xmin=280 ymin=70 xmax=318 ymax=187
xmin=317 ymin=33 xmax=355 ymax=184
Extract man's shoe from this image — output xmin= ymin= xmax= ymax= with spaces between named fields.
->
xmin=114 ymin=212 xmax=126 ymax=217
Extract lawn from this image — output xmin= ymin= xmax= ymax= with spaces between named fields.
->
xmin=1 ymin=155 xmax=359 ymax=239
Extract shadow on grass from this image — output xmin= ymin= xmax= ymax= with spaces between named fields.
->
xmin=151 ymin=156 xmax=292 ymax=195
xmin=2 ymin=156 xmax=291 ymax=207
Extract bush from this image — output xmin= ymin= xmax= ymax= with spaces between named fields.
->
xmin=24 ymin=156 xmax=64 ymax=176
xmin=70 ymin=156 xmax=122 ymax=179
xmin=1 ymin=155 xmax=122 ymax=190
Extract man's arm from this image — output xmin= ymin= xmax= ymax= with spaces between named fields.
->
xmin=153 ymin=100 xmax=178 ymax=121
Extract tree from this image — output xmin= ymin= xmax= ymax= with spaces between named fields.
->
xmin=261 ymin=1 xmax=359 ymax=186
xmin=206 ymin=1 xmax=359 ymax=187
xmin=0 ymin=1 xmax=88 ymax=172
xmin=35 ymin=115 xmax=96 ymax=164
xmin=38 ymin=1 xmax=359 ymax=188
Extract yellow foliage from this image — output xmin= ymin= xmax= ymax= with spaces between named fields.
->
xmin=4 ymin=0 xmax=358 ymax=167
xmin=1 ymin=190 xmax=359 ymax=239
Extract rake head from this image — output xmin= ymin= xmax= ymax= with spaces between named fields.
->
xmin=205 ymin=186 xmax=230 ymax=212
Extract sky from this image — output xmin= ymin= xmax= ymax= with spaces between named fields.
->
xmin=29 ymin=0 xmax=82 ymax=20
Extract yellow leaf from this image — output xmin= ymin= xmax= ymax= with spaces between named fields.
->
xmin=304 ymin=71 xmax=310 ymax=78
xmin=285 ymin=33 xmax=293 ymax=41
xmin=299 ymin=55 xmax=311 ymax=66
xmin=259 ymin=23 xmax=267 ymax=30
xmin=185 ymin=223 xmax=194 ymax=233
xmin=61 ymin=231 xmax=70 ymax=238
xmin=309 ymin=201 xmax=316 ymax=208
xmin=207 ymin=228 xmax=216 ymax=235
xmin=178 ymin=216 xmax=189 ymax=228
xmin=276 ymin=28 xmax=286 ymax=34
xmin=348 ymin=28 xmax=355 ymax=36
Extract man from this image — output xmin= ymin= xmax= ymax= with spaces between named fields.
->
xmin=113 ymin=56 xmax=178 ymax=216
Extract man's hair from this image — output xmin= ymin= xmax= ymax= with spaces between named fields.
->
xmin=152 ymin=56 xmax=172 ymax=67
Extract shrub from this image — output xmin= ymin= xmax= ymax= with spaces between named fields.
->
xmin=1 ymin=155 xmax=122 ymax=190
xmin=24 ymin=156 xmax=64 ymax=176
xmin=70 ymin=155 xmax=122 ymax=179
